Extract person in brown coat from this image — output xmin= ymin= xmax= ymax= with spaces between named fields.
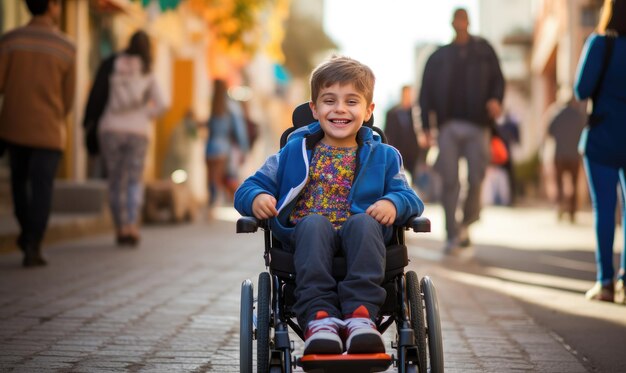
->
xmin=0 ymin=0 xmax=76 ymax=267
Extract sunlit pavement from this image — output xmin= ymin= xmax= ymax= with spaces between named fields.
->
xmin=406 ymin=203 xmax=625 ymax=373
xmin=412 ymin=203 xmax=624 ymax=327
xmin=0 ymin=204 xmax=622 ymax=372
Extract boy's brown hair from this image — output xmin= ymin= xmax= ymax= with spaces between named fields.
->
xmin=310 ymin=56 xmax=375 ymax=105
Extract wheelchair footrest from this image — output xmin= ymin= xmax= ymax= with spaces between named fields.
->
xmin=298 ymin=353 xmax=392 ymax=372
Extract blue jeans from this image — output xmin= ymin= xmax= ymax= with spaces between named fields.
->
xmin=583 ymin=156 xmax=626 ymax=284
xmin=286 ymin=214 xmax=391 ymax=328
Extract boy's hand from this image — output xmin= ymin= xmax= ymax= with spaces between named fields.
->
xmin=366 ymin=199 xmax=397 ymax=226
xmin=252 ymin=193 xmax=278 ymax=219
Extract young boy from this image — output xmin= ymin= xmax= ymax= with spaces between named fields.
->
xmin=234 ymin=56 xmax=424 ymax=355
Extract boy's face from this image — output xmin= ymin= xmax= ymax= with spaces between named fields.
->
xmin=310 ymin=83 xmax=374 ymax=148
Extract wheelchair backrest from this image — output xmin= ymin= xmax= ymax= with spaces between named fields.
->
xmin=280 ymin=102 xmax=385 ymax=148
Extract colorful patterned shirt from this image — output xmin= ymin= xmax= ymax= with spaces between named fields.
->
xmin=289 ymin=142 xmax=357 ymax=229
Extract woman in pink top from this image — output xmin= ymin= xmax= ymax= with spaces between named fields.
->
xmin=98 ymin=30 xmax=167 ymax=246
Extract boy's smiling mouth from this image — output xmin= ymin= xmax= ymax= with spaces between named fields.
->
xmin=330 ymin=119 xmax=351 ymax=126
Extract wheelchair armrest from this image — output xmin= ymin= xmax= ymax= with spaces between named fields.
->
xmin=236 ymin=216 xmax=271 ymax=233
xmin=237 ymin=216 xmax=260 ymax=233
xmin=405 ymin=216 xmax=431 ymax=233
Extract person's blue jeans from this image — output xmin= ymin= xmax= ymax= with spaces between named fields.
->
xmin=286 ymin=214 xmax=392 ymax=328
xmin=583 ymin=156 xmax=626 ymax=284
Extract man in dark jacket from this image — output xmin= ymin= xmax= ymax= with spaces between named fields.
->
xmin=419 ymin=7 xmax=505 ymax=255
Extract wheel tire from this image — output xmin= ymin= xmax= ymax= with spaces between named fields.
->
xmin=240 ymin=279 xmax=254 ymax=373
xmin=406 ymin=271 xmax=427 ymax=373
xmin=421 ymin=276 xmax=444 ymax=373
xmin=257 ymin=272 xmax=271 ymax=373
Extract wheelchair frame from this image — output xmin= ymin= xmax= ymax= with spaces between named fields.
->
xmin=237 ymin=103 xmax=444 ymax=373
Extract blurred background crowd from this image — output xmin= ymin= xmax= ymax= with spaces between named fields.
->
xmin=0 ymin=0 xmax=608 ymax=220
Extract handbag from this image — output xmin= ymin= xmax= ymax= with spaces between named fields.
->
xmin=490 ymin=135 xmax=509 ymax=166
xmin=83 ymin=54 xmax=116 ymax=156
xmin=85 ymin=120 xmax=99 ymax=155
xmin=588 ymin=34 xmax=616 ymax=127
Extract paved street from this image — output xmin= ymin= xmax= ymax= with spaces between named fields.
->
xmin=0 ymin=204 xmax=623 ymax=372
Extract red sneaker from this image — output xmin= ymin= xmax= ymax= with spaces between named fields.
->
xmin=303 ymin=310 xmax=344 ymax=355
xmin=344 ymin=305 xmax=385 ymax=354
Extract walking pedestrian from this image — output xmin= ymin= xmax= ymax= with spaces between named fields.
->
xmin=384 ymin=85 xmax=421 ymax=186
xmin=498 ymin=112 xmax=521 ymax=205
xmin=546 ymin=94 xmax=586 ymax=223
xmin=481 ymin=124 xmax=512 ymax=206
xmin=98 ymin=30 xmax=167 ymax=246
xmin=574 ymin=0 xmax=626 ymax=303
xmin=0 ymin=0 xmax=75 ymax=267
xmin=419 ymin=7 xmax=505 ymax=255
xmin=204 ymin=79 xmax=249 ymax=211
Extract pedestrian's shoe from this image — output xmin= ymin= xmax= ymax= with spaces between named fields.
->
xmin=615 ymin=280 xmax=625 ymax=305
xmin=116 ymin=234 xmax=140 ymax=247
xmin=585 ymin=282 xmax=614 ymax=302
xmin=22 ymin=244 xmax=47 ymax=267
xmin=303 ymin=311 xmax=344 ymax=355
xmin=557 ymin=207 xmax=565 ymax=221
xmin=344 ymin=305 xmax=385 ymax=354
xmin=443 ymin=238 xmax=474 ymax=259
xmin=443 ymin=239 xmax=459 ymax=255
xmin=116 ymin=234 xmax=129 ymax=246
xmin=126 ymin=233 xmax=140 ymax=247
xmin=457 ymin=224 xmax=471 ymax=247
xmin=568 ymin=212 xmax=576 ymax=224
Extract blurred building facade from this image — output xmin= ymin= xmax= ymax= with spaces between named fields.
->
xmin=2 ymin=0 xmax=603 ymax=209
xmin=476 ymin=0 xmax=601 ymax=203
xmin=412 ymin=0 xmax=603 ymax=203
xmin=0 ymin=0 xmax=291 ymax=205
xmin=530 ymin=0 xmax=601 ymax=203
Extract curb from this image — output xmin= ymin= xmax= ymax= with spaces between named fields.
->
xmin=0 ymin=212 xmax=112 ymax=253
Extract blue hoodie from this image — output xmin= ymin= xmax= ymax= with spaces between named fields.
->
xmin=234 ymin=122 xmax=424 ymax=243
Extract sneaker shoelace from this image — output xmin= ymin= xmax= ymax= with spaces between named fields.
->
xmin=307 ymin=317 xmax=345 ymax=336
xmin=345 ymin=317 xmax=376 ymax=333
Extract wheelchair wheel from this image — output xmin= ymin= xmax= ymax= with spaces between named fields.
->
xmin=257 ymin=272 xmax=271 ymax=373
xmin=421 ymin=276 xmax=444 ymax=373
xmin=406 ymin=271 xmax=427 ymax=373
xmin=240 ymin=279 xmax=254 ymax=373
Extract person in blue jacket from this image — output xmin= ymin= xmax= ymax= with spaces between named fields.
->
xmin=234 ymin=56 xmax=424 ymax=355
xmin=205 ymin=79 xmax=249 ymax=209
xmin=574 ymin=0 xmax=626 ymax=304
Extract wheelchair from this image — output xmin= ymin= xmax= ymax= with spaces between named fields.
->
xmin=237 ymin=103 xmax=444 ymax=373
